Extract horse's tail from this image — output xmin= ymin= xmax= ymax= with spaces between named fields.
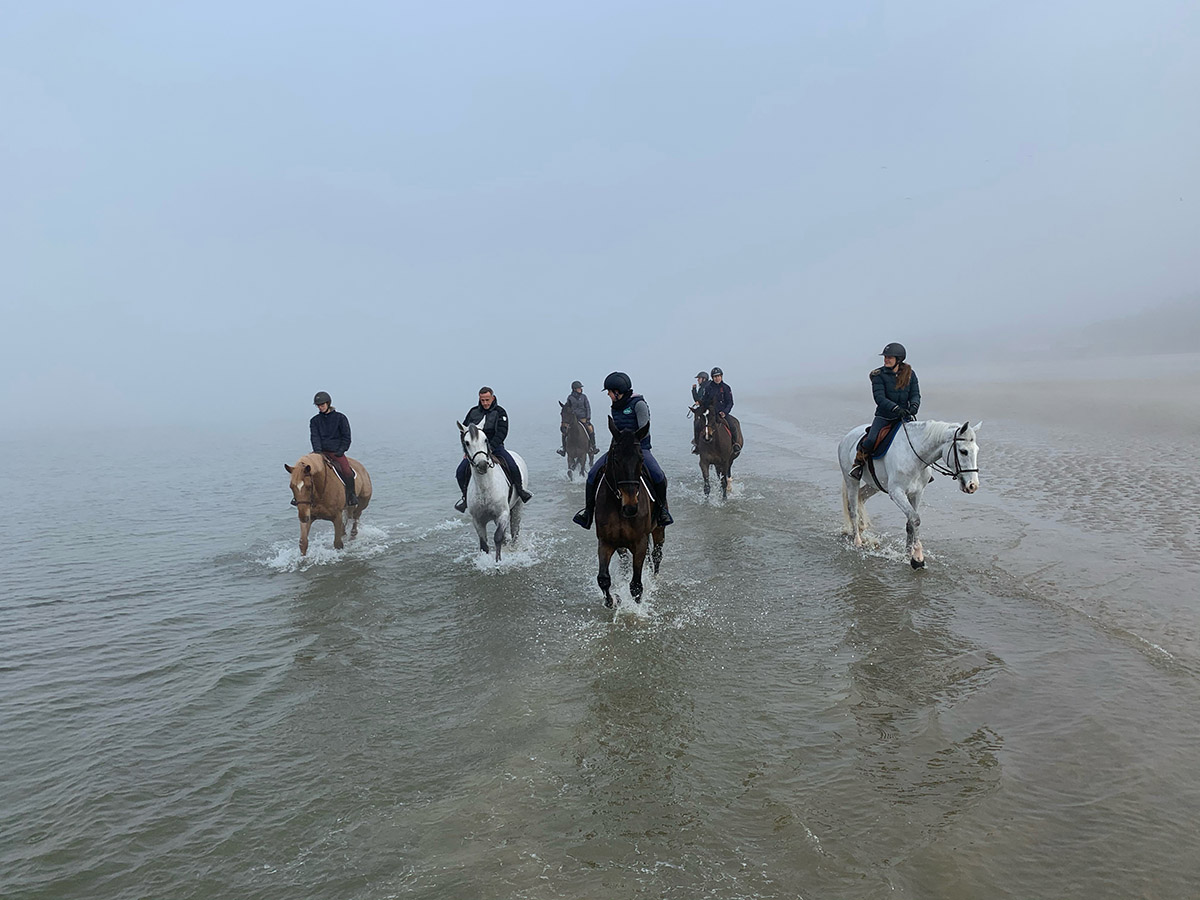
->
xmin=840 ymin=480 xmax=853 ymax=534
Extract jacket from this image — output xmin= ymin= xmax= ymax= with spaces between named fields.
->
xmin=611 ymin=392 xmax=652 ymax=450
xmin=870 ymin=365 xmax=921 ymax=420
xmin=463 ymin=401 xmax=510 ymax=446
xmin=709 ymin=382 xmax=734 ymax=415
xmin=565 ymin=391 xmax=591 ymax=421
xmin=310 ymin=408 xmax=352 ymax=455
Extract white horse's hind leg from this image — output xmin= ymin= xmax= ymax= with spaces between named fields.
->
xmin=509 ymin=501 xmax=522 ymax=544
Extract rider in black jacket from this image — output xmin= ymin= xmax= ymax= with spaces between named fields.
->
xmin=849 ymin=343 xmax=921 ymax=480
xmin=309 ymin=391 xmax=358 ymax=507
xmin=455 ymin=387 xmax=532 ymax=511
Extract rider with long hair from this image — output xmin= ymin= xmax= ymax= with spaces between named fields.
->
xmin=849 ymin=342 xmax=921 ymax=480
xmin=573 ymin=371 xmax=674 ymax=529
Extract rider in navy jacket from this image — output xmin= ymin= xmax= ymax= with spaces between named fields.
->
xmin=455 ymin=387 xmax=532 ymax=510
xmin=573 ymin=372 xmax=673 ymax=530
xmin=559 ymin=381 xmax=598 ymax=455
xmin=309 ymin=391 xmax=357 ymax=506
xmin=850 ymin=342 xmax=921 ymax=480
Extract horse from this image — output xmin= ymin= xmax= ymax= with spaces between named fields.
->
xmin=593 ymin=417 xmax=666 ymax=607
xmin=457 ymin=421 xmax=529 ymax=561
xmin=559 ymin=401 xmax=594 ymax=480
xmin=695 ymin=404 xmax=740 ymax=499
xmin=284 ymin=453 xmax=373 ymax=556
xmin=838 ymin=420 xmax=982 ymax=568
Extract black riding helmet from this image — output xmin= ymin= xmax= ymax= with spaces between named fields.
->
xmin=571 ymin=380 xmax=583 ymax=390
xmin=603 ymin=371 xmax=632 ymax=394
xmin=313 ymin=391 xmax=332 ymax=406
xmin=880 ymin=342 xmax=906 ymax=361
xmin=710 ymin=367 xmax=723 ymax=377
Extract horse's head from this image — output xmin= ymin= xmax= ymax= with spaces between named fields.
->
xmin=458 ymin=421 xmax=493 ymax=474
xmin=607 ymin=416 xmax=649 ymax=517
xmin=697 ymin=403 xmax=717 ymax=444
xmin=559 ymin=400 xmax=574 ymax=426
xmin=284 ymin=461 xmax=316 ymax=520
xmin=951 ymin=421 xmax=983 ymax=494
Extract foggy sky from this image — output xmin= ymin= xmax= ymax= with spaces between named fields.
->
xmin=4 ymin=1 xmax=1199 ymax=430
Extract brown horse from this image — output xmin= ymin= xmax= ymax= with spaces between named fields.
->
xmin=559 ymin=401 xmax=594 ymax=480
xmin=696 ymin=405 xmax=741 ymax=499
xmin=594 ymin=418 xmax=665 ymax=607
xmin=284 ymin=453 xmax=373 ymax=555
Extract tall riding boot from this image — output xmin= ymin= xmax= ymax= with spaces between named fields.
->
xmin=849 ymin=447 xmax=867 ymax=480
xmin=653 ymin=479 xmax=674 ymax=527
xmin=345 ymin=483 xmax=358 ymax=507
xmin=512 ymin=472 xmax=532 ymax=503
xmin=573 ymin=489 xmax=595 ymax=529
xmin=557 ymin=430 xmax=567 ymax=456
xmin=587 ymin=429 xmax=598 ymax=455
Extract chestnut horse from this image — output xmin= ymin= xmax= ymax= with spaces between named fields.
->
xmin=284 ymin=453 xmax=373 ymax=555
xmin=593 ymin=418 xmax=665 ymax=607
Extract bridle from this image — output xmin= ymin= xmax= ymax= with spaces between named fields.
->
xmin=902 ymin=422 xmax=978 ymax=482
xmin=462 ymin=432 xmax=496 ymax=470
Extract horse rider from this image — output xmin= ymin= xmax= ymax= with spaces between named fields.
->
xmin=558 ymin=380 xmax=598 ymax=456
xmin=573 ymin=371 xmax=674 ymax=530
xmin=309 ymin=391 xmax=357 ymax=507
xmin=707 ymin=367 xmax=743 ymax=454
xmin=690 ymin=370 xmax=711 ymax=453
xmin=455 ymin=386 xmax=533 ymax=511
xmin=849 ymin=342 xmax=922 ymax=480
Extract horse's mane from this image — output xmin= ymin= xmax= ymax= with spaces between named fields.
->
xmin=910 ymin=420 xmax=970 ymax=443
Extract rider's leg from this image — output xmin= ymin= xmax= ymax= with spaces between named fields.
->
xmin=494 ymin=444 xmax=532 ymax=503
xmin=850 ymin=416 xmax=889 ymax=480
xmin=454 ymin=458 xmax=470 ymax=511
xmin=585 ymin=420 xmax=598 ymax=453
xmin=558 ymin=424 xmax=568 ymax=455
xmin=692 ymin=415 xmax=703 ymax=453
xmin=574 ymin=452 xmax=607 ymax=528
xmin=643 ymin=451 xmax=673 ymax=526
xmin=326 ymin=452 xmax=357 ymax=506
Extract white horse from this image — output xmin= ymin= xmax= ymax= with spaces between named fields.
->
xmin=457 ymin=421 xmax=529 ymax=561
xmin=838 ymin=420 xmax=982 ymax=568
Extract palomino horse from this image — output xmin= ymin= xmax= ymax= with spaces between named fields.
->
xmin=695 ymin=405 xmax=741 ymax=499
xmin=559 ymin=402 xmax=594 ymax=480
xmin=838 ymin=420 xmax=982 ymax=568
xmin=594 ymin=417 xmax=666 ymax=607
xmin=458 ymin=421 xmax=529 ymax=561
xmin=284 ymin=453 xmax=373 ymax=555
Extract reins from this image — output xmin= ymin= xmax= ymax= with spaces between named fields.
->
xmin=901 ymin=422 xmax=978 ymax=480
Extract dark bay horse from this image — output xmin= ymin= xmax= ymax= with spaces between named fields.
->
xmin=284 ymin=453 xmax=373 ymax=555
xmin=696 ymin=405 xmax=739 ymax=499
xmin=594 ymin=417 xmax=665 ymax=607
xmin=559 ymin=401 xmax=594 ymax=480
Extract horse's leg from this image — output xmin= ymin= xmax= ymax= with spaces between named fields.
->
xmin=494 ymin=507 xmax=512 ymax=561
xmin=298 ymin=518 xmax=312 ymax=556
xmin=349 ymin=507 xmax=361 ymax=540
xmin=630 ymin=536 xmax=649 ymax=603
xmin=844 ymin=478 xmax=865 ymax=547
xmin=329 ymin=509 xmax=346 ymax=550
xmin=597 ymin=542 xmax=616 ymax=607
xmin=701 ymin=459 xmax=710 ymax=496
xmin=509 ymin=501 xmax=522 ymax=544
xmin=473 ymin=515 xmax=489 ymax=554
xmin=907 ymin=488 xmax=926 ymax=568
xmin=888 ymin=487 xmax=923 ymax=568
xmin=651 ymin=525 xmax=665 ymax=574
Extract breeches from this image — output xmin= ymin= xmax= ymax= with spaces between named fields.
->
xmin=861 ymin=416 xmax=896 ymax=452
xmin=324 ymin=452 xmax=355 ymax=487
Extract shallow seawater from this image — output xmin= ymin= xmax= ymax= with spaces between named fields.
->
xmin=4 ymin=368 xmax=1199 ymax=899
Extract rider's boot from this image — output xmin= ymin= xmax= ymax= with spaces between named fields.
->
xmin=556 ymin=431 xmax=567 ymax=456
xmin=588 ymin=431 xmax=598 ymax=455
xmin=849 ymin=447 xmax=867 ymax=480
xmin=345 ymin=485 xmax=358 ymax=507
xmin=454 ymin=492 xmax=468 ymax=513
xmin=512 ymin=473 xmax=532 ymax=503
xmin=653 ymin=480 xmax=674 ymax=527
xmin=573 ymin=493 xmax=594 ymax=529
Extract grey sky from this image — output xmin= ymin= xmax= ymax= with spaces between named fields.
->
xmin=4 ymin=1 xmax=1198 ymax=428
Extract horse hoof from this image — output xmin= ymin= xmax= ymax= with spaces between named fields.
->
xmin=604 ymin=596 xmax=614 ymax=608
xmin=911 ymin=557 xmax=925 ymax=569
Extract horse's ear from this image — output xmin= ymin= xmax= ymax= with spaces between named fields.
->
xmin=457 ymin=421 xmax=465 ymax=433
xmin=634 ymin=422 xmax=650 ymax=442
xmin=972 ymin=420 xmax=984 ymax=433
xmin=958 ymin=422 xmax=970 ymax=435
xmin=608 ymin=416 xmax=619 ymax=437
xmin=284 ymin=463 xmax=293 ymax=473
xmin=559 ymin=401 xmax=565 ymax=408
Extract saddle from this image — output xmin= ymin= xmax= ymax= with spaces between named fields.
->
xmin=490 ymin=453 xmax=519 ymax=498
xmin=863 ymin=421 xmax=900 ymax=459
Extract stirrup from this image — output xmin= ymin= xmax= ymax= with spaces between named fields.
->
xmin=849 ymin=464 xmax=864 ymax=480
xmin=573 ymin=508 xmax=592 ymax=529
xmin=657 ymin=508 xmax=674 ymax=527
xmin=556 ymin=448 xmax=566 ymax=456
xmin=517 ymin=488 xmax=532 ymax=502
xmin=454 ymin=497 xmax=468 ymax=512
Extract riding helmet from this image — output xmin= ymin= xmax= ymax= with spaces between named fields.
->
xmin=695 ymin=371 xmax=708 ymax=380
xmin=313 ymin=391 xmax=332 ymax=406
xmin=603 ymin=371 xmax=632 ymax=394
xmin=710 ymin=367 xmax=723 ymax=377
xmin=571 ymin=380 xmax=583 ymax=390
xmin=879 ymin=342 xmax=906 ymax=361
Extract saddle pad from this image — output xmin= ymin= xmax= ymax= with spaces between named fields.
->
xmin=869 ymin=421 xmax=901 ymax=459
